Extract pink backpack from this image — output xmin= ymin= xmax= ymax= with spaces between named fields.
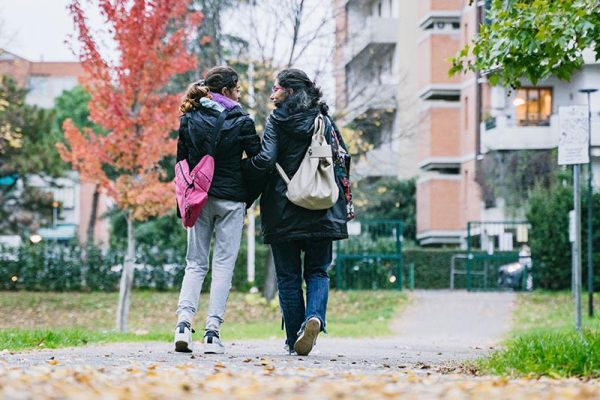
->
xmin=175 ymin=110 xmax=228 ymax=228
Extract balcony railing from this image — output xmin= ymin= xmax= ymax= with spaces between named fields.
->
xmin=481 ymin=115 xmax=557 ymax=152
xmin=343 ymin=83 xmax=397 ymax=124
xmin=481 ymin=114 xmax=600 ymax=152
xmin=345 ymin=16 xmax=398 ymax=65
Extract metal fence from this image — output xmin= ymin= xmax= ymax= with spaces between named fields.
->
xmin=460 ymin=220 xmax=533 ymax=291
xmin=334 ymin=220 xmax=403 ymax=290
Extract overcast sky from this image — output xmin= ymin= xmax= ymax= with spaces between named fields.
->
xmin=0 ymin=0 xmax=335 ymax=105
xmin=1 ymin=0 xmax=86 ymax=61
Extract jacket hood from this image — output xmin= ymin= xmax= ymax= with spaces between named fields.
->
xmin=186 ymin=104 xmax=249 ymax=131
xmin=269 ymin=106 xmax=321 ymax=138
xmin=200 ymin=97 xmax=225 ymax=112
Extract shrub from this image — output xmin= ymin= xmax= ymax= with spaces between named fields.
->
xmin=527 ymin=180 xmax=600 ymax=290
xmin=0 ymin=240 xmax=270 ymax=293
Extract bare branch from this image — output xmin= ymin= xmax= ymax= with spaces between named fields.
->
xmin=286 ymin=0 xmax=305 ymax=67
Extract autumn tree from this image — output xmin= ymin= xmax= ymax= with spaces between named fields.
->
xmin=58 ymin=0 xmax=201 ymax=331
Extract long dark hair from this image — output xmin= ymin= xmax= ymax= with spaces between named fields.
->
xmin=180 ymin=66 xmax=239 ymax=113
xmin=277 ymin=68 xmax=328 ymax=114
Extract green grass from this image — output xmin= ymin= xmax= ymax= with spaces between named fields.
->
xmin=0 ymin=290 xmax=407 ymax=351
xmin=478 ymin=291 xmax=600 ymax=378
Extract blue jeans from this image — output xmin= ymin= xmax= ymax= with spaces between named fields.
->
xmin=271 ymin=238 xmax=332 ymax=347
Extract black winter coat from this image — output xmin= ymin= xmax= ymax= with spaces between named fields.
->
xmin=243 ymin=106 xmax=348 ymax=244
xmin=176 ymin=104 xmax=260 ymax=209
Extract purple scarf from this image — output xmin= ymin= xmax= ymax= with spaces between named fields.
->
xmin=211 ymin=92 xmax=239 ymax=110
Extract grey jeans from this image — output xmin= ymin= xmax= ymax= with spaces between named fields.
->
xmin=176 ymin=196 xmax=245 ymax=331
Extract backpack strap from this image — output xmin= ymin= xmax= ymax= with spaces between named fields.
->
xmin=187 ymin=109 xmax=229 ymax=156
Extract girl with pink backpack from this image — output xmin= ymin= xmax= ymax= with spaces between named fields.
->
xmin=173 ymin=66 xmax=260 ymax=354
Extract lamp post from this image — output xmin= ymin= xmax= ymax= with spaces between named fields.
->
xmin=579 ymin=88 xmax=597 ymax=318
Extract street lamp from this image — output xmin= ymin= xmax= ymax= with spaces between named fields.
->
xmin=29 ymin=234 xmax=42 ymax=244
xmin=579 ymin=88 xmax=597 ymax=318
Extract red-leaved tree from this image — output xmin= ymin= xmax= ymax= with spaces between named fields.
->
xmin=58 ymin=0 xmax=202 ymax=331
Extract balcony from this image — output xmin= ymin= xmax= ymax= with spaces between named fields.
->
xmin=481 ymin=114 xmax=600 ymax=152
xmin=481 ymin=115 xmax=558 ymax=152
xmin=343 ymin=83 xmax=396 ymax=125
xmin=345 ymin=16 xmax=398 ymax=66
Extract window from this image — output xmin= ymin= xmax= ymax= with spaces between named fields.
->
xmin=464 ymin=96 xmax=469 ymax=130
xmin=513 ymin=87 xmax=552 ymax=126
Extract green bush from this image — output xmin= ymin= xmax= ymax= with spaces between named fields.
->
xmin=0 ymin=240 xmax=270 ymax=293
xmin=353 ymin=178 xmax=416 ymax=240
xmin=527 ymin=180 xmax=600 ymax=290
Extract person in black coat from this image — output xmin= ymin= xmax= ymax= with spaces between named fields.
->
xmin=243 ymin=68 xmax=348 ymax=356
xmin=174 ymin=66 xmax=260 ymax=355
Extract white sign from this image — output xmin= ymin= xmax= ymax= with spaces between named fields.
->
xmin=569 ymin=209 xmax=576 ymax=243
xmin=347 ymin=221 xmax=361 ymax=236
xmin=499 ymin=232 xmax=514 ymax=251
xmin=558 ymin=106 xmax=589 ymax=165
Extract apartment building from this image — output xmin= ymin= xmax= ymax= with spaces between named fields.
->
xmin=0 ymin=49 xmax=110 ymax=245
xmin=414 ymin=0 xmax=484 ymax=246
xmin=335 ymin=0 xmax=600 ymax=247
xmin=334 ymin=0 xmax=479 ymax=243
xmin=334 ymin=0 xmax=420 ymax=180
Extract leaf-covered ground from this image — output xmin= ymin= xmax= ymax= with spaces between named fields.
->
xmin=1 ymin=361 xmax=599 ymax=400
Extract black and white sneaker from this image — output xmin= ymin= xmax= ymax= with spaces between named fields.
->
xmin=174 ymin=321 xmax=195 ymax=353
xmin=294 ymin=317 xmax=321 ymax=356
xmin=204 ymin=330 xmax=225 ymax=354
xmin=284 ymin=343 xmax=297 ymax=356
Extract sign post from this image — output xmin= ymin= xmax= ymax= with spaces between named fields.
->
xmin=559 ymin=106 xmax=589 ymax=332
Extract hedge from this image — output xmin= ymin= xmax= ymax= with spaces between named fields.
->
xmin=1 ymin=242 xmax=500 ymax=292
xmin=0 ymin=241 xmax=270 ymax=293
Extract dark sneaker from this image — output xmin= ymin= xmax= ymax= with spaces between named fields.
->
xmin=204 ymin=330 xmax=225 ymax=354
xmin=284 ymin=343 xmax=297 ymax=356
xmin=174 ymin=321 xmax=195 ymax=353
xmin=294 ymin=317 xmax=321 ymax=356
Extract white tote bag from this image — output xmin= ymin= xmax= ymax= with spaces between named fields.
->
xmin=275 ymin=114 xmax=339 ymax=210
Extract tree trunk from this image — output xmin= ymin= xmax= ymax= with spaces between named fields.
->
xmin=81 ymin=184 xmax=100 ymax=288
xmin=86 ymin=184 xmax=100 ymax=245
xmin=116 ymin=212 xmax=135 ymax=332
xmin=263 ymin=247 xmax=277 ymax=302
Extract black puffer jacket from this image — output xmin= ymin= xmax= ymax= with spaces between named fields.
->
xmin=176 ymin=104 xmax=260 ymax=207
xmin=243 ymin=106 xmax=348 ymax=244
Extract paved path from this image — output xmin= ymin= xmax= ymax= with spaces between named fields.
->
xmin=391 ymin=290 xmax=516 ymax=353
xmin=2 ymin=290 xmax=516 ymax=370
xmin=6 ymin=290 xmax=596 ymax=400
